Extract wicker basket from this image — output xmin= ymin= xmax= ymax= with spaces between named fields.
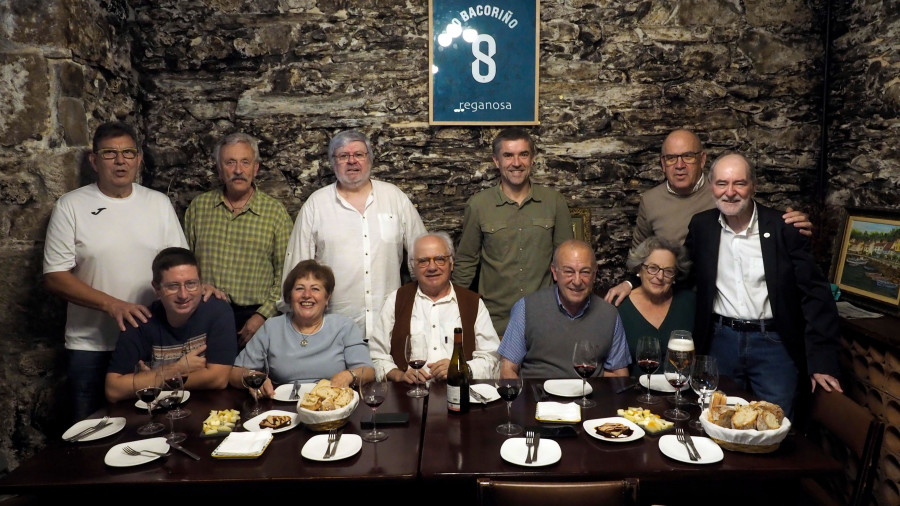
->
xmin=294 ymin=385 xmax=359 ymax=431
xmin=699 ymin=408 xmax=791 ymax=453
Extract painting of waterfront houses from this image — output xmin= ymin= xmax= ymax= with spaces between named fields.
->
xmin=835 ymin=215 xmax=900 ymax=306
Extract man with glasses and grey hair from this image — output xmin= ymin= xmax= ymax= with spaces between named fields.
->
xmin=184 ymin=132 xmax=292 ymax=347
xmin=43 ymin=121 xmax=188 ymax=422
xmin=104 ymin=247 xmax=237 ymax=403
xmin=604 ymin=129 xmax=813 ymax=306
xmin=282 ymin=129 xmax=426 ymax=340
xmin=369 ymin=232 xmax=500 ymax=382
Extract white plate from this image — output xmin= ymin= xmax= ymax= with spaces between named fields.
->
xmin=658 ymin=434 xmax=724 ymax=464
xmin=243 ymin=409 xmax=300 ymax=434
xmin=639 ymin=374 xmax=689 ymax=393
xmin=500 ymin=437 xmax=561 ymax=467
xmin=300 ymin=433 xmax=362 ymax=461
xmin=273 ymin=383 xmax=304 ymax=402
xmin=583 ymin=417 xmax=645 ymax=443
xmin=104 ymin=437 xmax=169 ymax=467
xmin=62 ymin=417 xmax=127 ymax=442
xmin=135 ymin=390 xmax=191 ymax=410
xmin=727 ymin=396 xmax=748 ymax=406
xmin=471 ymin=384 xmax=501 ymax=403
xmin=543 ymin=379 xmax=592 ymax=397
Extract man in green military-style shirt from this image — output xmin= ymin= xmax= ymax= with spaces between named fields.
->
xmin=184 ymin=133 xmax=292 ymax=347
xmin=453 ymin=128 xmax=573 ymax=336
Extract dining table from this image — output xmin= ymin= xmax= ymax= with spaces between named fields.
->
xmin=0 ymin=376 xmax=842 ymax=505
xmin=419 ymin=376 xmax=843 ymax=505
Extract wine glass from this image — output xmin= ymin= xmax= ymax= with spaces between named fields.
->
xmin=635 ymin=336 xmax=662 ymax=405
xmin=360 ymin=375 xmax=388 ymax=443
xmin=154 ymin=364 xmax=187 ymax=443
xmin=241 ymin=355 xmax=269 ymax=417
xmin=572 ymin=340 xmax=600 ymax=408
xmin=160 ymin=356 xmax=191 ymax=419
xmin=689 ymin=355 xmax=719 ymax=431
xmin=133 ymin=362 xmax=164 ymax=435
xmin=495 ymin=377 xmax=523 ymax=436
xmin=663 ymin=331 xmax=694 ymax=421
xmin=404 ymin=333 xmax=428 ymax=398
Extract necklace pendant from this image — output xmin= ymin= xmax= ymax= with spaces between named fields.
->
xmin=300 ymin=338 xmax=308 ymax=347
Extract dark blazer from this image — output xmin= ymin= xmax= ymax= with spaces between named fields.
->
xmin=684 ymin=202 xmax=841 ymax=378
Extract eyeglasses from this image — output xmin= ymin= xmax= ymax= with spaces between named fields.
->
xmin=660 ymin=151 xmax=701 ymax=166
xmin=223 ymin=159 xmax=254 ymax=169
xmin=96 ymin=148 xmax=139 ymax=160
xmin=415 ymin=255 xmax=450 ymax=268
xmin=641 ymin=263 xmax=676 ymax=279
xmin=160 ymin=280 xmax=202 ymax=295
xmin=335 ymin=151 xmax=368 ymax=163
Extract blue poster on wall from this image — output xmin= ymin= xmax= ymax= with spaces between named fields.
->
xmin=429 ymin=1 xmax=540 ymax=125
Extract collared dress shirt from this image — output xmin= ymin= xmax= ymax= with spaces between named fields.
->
xmin=282 ymin=180 xmax=426 ymax=339
xmin=368 ymin=284 xmax=501 ymax=380
xmin=713 ymin=203 xmax=774 ymax=320
xmin=452 ymin=184 xmax=572 ymax=336
xmin=184 ymin=187 xmax=292 ymax=319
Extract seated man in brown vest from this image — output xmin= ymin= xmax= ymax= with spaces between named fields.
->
xmin=368 ymin=231 xmax=501 ymax=382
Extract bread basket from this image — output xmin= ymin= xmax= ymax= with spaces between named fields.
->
xmin=294 ymin=383 xmax=359 ymax=431
xmin=699 ymin=408 xmax=791 ymax=453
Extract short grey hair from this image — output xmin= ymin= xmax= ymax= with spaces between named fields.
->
xmin=626 ymin=236 xmax=691 ymax=281
xmin=708 ymin=151 xmax=757 ymax=184
xmin=215 ymin=133 xmax=260 ymax=168
xmin=329 ymin=130 xmax=374 ymax=167
xmin=408 ymin=231 xmax=454 ymax=273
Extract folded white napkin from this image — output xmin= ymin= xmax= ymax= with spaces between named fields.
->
xmin=535 ymin=401 xmax=581 ymax=422
xmin=215 ymin=430 xmax=273 ymax=455
xmin=470 ymin=384 xmax=501 ymax=403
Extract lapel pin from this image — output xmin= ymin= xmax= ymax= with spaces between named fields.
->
xmin=763 ymin=232 xmax=770 ymax=238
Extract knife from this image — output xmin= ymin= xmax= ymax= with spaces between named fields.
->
xmin=327 ymin=431 xmax=343 ymax=458
xmin=683 ymin=431 xmax=701 ymax=461
xmin=615 ymin=381 xmax=638 ymax=394
xmin=532 ymin=432 xmax=540 ymax=462
xmin=167 ymin=440 xmax=201 ymax=460
xmin=65 ymin=416 xmax=111 ymax=442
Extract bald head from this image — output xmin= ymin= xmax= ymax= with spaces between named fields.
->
xmin=660 ymin=129 xmax=707 ymax=195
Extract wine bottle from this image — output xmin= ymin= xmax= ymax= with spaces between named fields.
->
xmin=447 ymin=327 xmax=470 ymax=414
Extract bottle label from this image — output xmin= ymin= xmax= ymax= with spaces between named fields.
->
xmin=447 ymin=385 xmax=462 ymax=412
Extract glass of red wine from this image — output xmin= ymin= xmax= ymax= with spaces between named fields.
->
xmin=663 ymin=348 xmax=692 ymax=421
xmin=160 ymin=355 xmax=191 ymax=419
xmin=133 ymin=362 xmax=164 ymax=436
xmin=360 ymin=375 xmax=388 ymax=443
xmin=635 ymin=336 xmax=662 ymax=405
xmin=495 ymin=376 xmax=523 ymax=435
xmin=404 ymin=333 xmax=429 ymax=398
xmin=572 ymin=340 xmax=600 ymax=408
xmin=241 ymin=355 xmax=269 ymax=417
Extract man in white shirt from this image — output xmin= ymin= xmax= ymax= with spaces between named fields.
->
xmin=282 ymin=130 xmax=426 ymax=339
xmin=685 ymin=152 xmax=843 ymax=420
xmin=43 ymin=121 xmax=188 ymax=422
xmin=369 ymin=232 xmax=500 ymax=382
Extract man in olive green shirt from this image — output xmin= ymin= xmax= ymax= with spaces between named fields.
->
xmin=453 ymin=128 xmax=573 ymax=336
xmin=184 ymin=133 xmax=292 ymax=347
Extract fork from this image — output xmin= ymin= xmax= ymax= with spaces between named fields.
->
xmin=323 ymin=429 xmax=338 ymax=459
xmin=524 ymin=429 xmax=535 ymax=464
xmin=676 ymin=428 xmax=699 ymax=461
xmin=122 ymin=445 xmax=169 ymax=457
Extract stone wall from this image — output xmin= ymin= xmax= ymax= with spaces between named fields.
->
xmin=0 ymin=0 xmax=898 ymax=477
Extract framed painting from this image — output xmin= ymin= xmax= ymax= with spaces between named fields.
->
xmin=428 ymin=0 xmax=540 ymax=125
xmin=570 ymin=207 xmax=591 ymax=243
xmin=831 ymin=207 xmax=900 ymax=310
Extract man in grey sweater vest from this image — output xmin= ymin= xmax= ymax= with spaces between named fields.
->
xmin=498 ymin=240 xmax=631 ymax=379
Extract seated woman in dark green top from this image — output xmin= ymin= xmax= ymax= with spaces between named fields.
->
xmin=617 ymin=236 xmax=695 ymax=378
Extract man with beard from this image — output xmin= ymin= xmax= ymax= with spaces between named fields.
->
xmin=184 ymin=133 xmax=292 ymax=347
xmin=369 ymin=232 xmax=500 ymax=382
xmin=684 ymin=152 xmax=843 ymax=420
xmin=104 ymin=248 xmax=237 ymax=402
xmin=282 ymin=130 xmax=426 ymax=340
xmin=604 ymin=129 xmax=813 ymax=306
xmin=498 ymin=240 xmax=630 ymax=380
xmin=453 ymin=128 xmax=573 ymax=337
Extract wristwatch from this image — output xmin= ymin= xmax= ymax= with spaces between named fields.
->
xmin=348 ymin=368 xmax=358 ymax=388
